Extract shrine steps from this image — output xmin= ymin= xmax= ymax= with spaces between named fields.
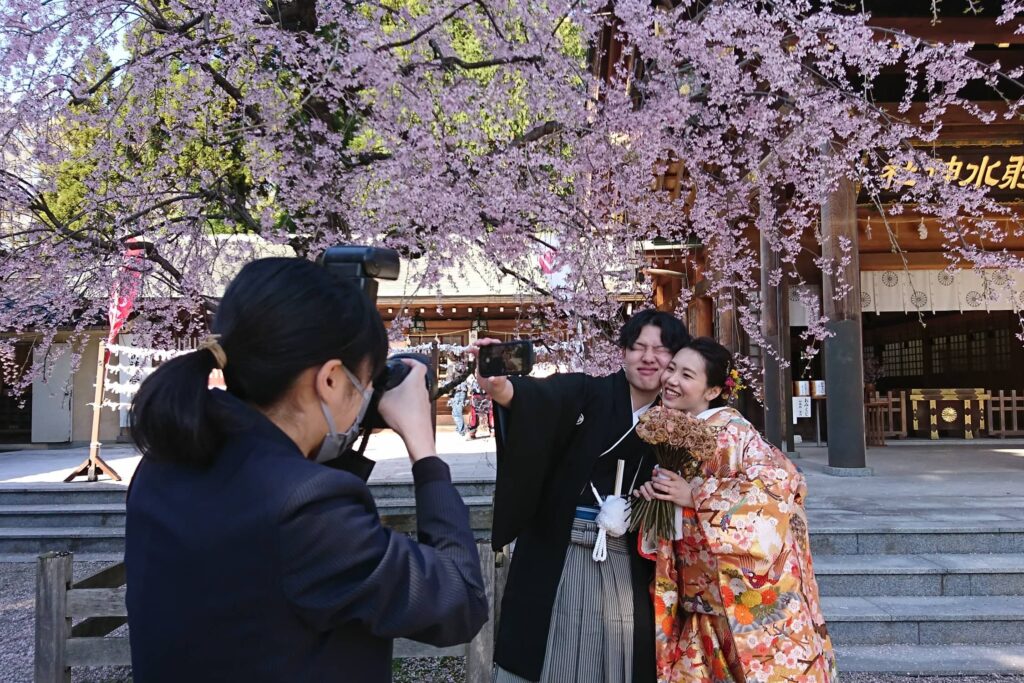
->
xmin=816 ymin=552 xmax=1024 ymax=596
xmin=810 ymin=523 xmax=1024 ymax=555
xmin=836 ymin=645 xmax=1024 ymax=674
xmin=0 ymin=481 xmax=496 ymax=555
xmin=823 ymin=595 xmax=1024 ymax=645
xmin=808 ymin=516 xmax=1024 ymax=672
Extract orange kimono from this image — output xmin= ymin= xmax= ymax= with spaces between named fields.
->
xmin=645 ymin=407 xmax=836 ymax=683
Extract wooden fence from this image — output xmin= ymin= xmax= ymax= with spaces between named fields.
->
xmin=35 ymin=542 xmax=508 ymax=683
xmin=866 ymin=390 xmax=909 ymax=439
xmin=987 ymin=390 xmax=1024 ymax=438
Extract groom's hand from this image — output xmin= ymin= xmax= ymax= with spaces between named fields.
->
xmin=467 ymin=339 xmax=514 ymax=408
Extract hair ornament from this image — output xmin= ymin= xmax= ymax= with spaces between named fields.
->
xmin=721 ymin=367 xmax=745 ymax=401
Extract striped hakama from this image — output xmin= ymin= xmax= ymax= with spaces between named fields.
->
xmin=494 ymin=511 xmax=635 ymax=683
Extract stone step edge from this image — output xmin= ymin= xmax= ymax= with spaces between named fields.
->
xmin=822 ymin=595 xmax=1024 ymax=621
xmin=0 ymin=504 xmax=126 ymax=514
xmin=835 ymin=644 xmax=1024 ymax=673
xmin=814 ymin=553 xmax=1024 ymax=575
xmin=812 ymin=524 xmax=1024 ymax=534
xmin=0 ymin=483 xmax=127 ymax=492
xmin=0 ymin=495 xmax=496 ymax=513
xmin=0 ymin=527 xmax=125 ymax=537
xmin=0 ymin=553 xmax=124 ymax=564
xmin=0 ymin=478 xmax=497 ymax=492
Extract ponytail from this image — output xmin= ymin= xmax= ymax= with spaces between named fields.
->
xmin=131 ymin=349 xmax=223 ymax=467
xmin=129 ymin=257 xmax=388 ymax=467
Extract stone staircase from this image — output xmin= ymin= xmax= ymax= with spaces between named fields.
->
xmin=0 ymin=479 xmax=497 ymax=559
xmin=810 ymin=512 xmax=1024 ymax=673
xmin=3 ymin=483 xmax=1024 ymax=673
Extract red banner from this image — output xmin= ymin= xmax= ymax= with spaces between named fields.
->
xmin=106 ymin=242 xmax=145 ymax=359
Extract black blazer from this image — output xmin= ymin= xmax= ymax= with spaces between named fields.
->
xmin=125 ymin=391 xmax=488 ymax=682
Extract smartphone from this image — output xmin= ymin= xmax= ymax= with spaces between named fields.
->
xmin=477 ymin=340 xmax=536 ymax=377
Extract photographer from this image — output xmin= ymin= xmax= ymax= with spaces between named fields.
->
xmin=125 ymin=257 xmax=488 ymax=682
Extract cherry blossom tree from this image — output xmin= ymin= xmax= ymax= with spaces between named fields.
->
xmin=2 ymin=0 xmax=1023 ymax=389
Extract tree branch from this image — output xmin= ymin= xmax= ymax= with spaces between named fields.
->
xmin=200 ymin=63 xmax=263 ymax=124
xmin=375 ymin=1 xmax=476 ymax=52
xmin=401 ymin=52 xmax=542 ymax=75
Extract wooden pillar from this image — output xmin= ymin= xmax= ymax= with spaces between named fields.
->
xmin=35 ymin=551 xmax=72 ymax=683
xmin=821 ymin=178 xmax=871 ymax=474
xmin=465 ymin=543 xmax=496 ymax=682
xmin=688 ymin=296 xmax=713 ymax=338
xmin=716 ymin=289 xmax=740 ymax=354
xmin=430 ymin=341 xmax=440 ymax=435
xmin=760 ymin=231 xmax=788 ymax=450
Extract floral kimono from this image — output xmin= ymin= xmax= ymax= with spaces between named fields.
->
xmin=644 ymin=407 xmax=836 ymax=683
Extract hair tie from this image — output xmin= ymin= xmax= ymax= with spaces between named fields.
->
xmin=199 ymin=334 xmax=227 ymax=369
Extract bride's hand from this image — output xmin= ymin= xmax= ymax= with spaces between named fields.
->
xmin=643 ymin=467 xmax=695 ymax=508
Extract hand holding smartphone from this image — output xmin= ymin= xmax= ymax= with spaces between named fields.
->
xmin=476 ymin=339 xmax=535 ymax=377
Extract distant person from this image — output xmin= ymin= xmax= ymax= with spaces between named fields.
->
xmin=466 ymin=374 xmax=493 ymax=440
xmin=126 ymin=258 xmax=488 ymax=683
xmin=637 ymin=337 xmax=836 ymax=682
xmin=448 ymin=376 xmax=469 ymax=436
xmin=473 ymin=309 xmax=689 ymax=683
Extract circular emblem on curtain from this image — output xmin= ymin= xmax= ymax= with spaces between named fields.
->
xmin=937 ymin=272 xmax=954 ymax=286
xmin=881 ymin=271 xmax=899 ymax=287
xmin=861 ymin=291 xmax=872 ymax=308
xmin=941 ymin=407 xmax=958 ymax=423
xmin=993 ymin=270 xmax=1011 ymax=286
xmin=789 ymin=288 xmax=801 ymax=302
xmin=966 ymin=291 xmax=983 ymax=308
xmin=910 ymin=290 xmax=928 ymax=308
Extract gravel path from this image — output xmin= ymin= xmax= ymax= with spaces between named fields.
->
xmin=843 ymin=678 xmax=1024 ymax=683
xmin=3 ymin=561 xmax=1024 ymax=683
xmin=1 ymin=561 xmax=131 ymax=683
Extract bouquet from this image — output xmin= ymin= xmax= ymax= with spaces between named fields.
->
xmin=629 ymin=406 xmax=719 ymax=541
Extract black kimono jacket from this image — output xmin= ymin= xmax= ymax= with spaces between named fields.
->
xmin=492 ymin=369 xmax=656 ymax=682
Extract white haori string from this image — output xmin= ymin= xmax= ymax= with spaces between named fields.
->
xmin=591 ymin=458 xmax=648 ymax=562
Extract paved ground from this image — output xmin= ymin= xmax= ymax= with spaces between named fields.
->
xmin=5 ymin=431 xmax=1024 ymax=520
xmin=0 ymin=427 xmax=498 ymax=486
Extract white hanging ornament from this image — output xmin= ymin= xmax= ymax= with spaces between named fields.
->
xmin=592 ymin=460 xmax=629 ymax=562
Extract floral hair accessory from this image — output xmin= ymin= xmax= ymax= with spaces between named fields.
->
xmin=721 ymin=368 xmax=745 ymax=401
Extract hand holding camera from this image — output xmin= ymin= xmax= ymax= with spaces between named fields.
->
xmin=378 ymin=359 xmax=437 ymax=462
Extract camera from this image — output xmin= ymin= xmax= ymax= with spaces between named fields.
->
xmin=318 ymin=245 xmax=401 ymax=301
xmin=317 ymin=246 xmax=434 ymax=478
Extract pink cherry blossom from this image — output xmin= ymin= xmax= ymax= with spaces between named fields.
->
xmin=1 ymin=1 xmax=1023 ymax=390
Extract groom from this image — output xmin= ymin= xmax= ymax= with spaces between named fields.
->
xmin=475 ymin=310 xmax=689 ymax=682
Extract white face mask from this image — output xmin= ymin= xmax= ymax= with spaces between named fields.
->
xmin=315 ymin=366 xmax=373 ymax=464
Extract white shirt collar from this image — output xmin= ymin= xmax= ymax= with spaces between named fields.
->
xmin=697 ymin=406 xmax=730 ymax=421
xmin=632 ymin=401 xmax=655 ymax=426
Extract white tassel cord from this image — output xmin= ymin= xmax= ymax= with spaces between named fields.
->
xmin=592 ymin=460 xmax=628 ymax=562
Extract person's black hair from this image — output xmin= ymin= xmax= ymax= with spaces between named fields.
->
xmin=131 ymin=257 xmax=388 ymax=467
xmin=684 ymin=336 xmax=733 ymax=408
xmin=617 ymin=308 xmax=690 ymax=353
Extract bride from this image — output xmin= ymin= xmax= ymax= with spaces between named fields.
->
xmin=635 ymin=337 xmax=836 ymax=683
